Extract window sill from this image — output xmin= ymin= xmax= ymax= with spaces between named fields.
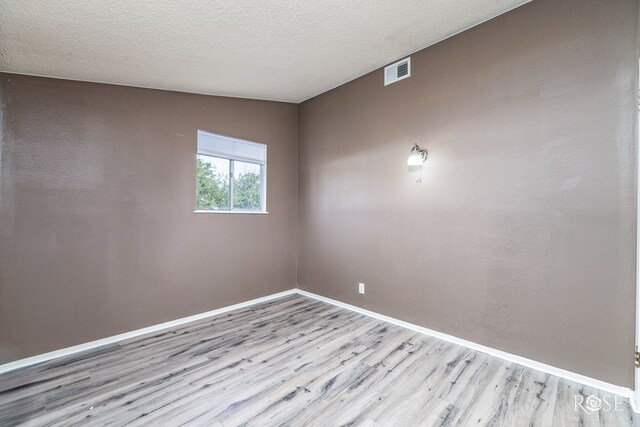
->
xmin=193 ymin=210 xmax=269 ymax=215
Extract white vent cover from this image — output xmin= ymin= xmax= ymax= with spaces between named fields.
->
xmin=384 ymin=57 xmax=411 ymax=86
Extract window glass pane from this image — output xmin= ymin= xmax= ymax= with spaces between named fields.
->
xmin=233 ymin=161 xmax=262 ymax=210
xmin=196 ymin=155 xmax=230 ymax=210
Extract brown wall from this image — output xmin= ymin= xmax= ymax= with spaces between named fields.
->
xmin=299 ymin=0 xmax=639 ymax=387
xmin=0 ymin=74 xmax=299 ymax=362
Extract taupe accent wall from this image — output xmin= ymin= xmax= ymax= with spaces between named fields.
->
xmin=298 ymin=0 xmax=639 ymax=387
xmin=0 ymin=74 xmax=298 ymax=362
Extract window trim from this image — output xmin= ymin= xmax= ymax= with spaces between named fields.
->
xmin=193 ymin=210 xmax=269 ymax=215
xmin=195 ymin=131 xmax=268 ymax=214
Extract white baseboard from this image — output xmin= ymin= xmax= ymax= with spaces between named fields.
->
xmin=633 ymin=371 xmax=640 ymax=412
xmin=294 ymin=288 xmax=635 ymax=401
xmin=1 ymin=286 xmax=634 ymax=407
xmin=0 ymin=289 xmax=297 ymax=375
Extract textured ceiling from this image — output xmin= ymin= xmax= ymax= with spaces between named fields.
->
xmin=0 ymin=0 xmax=530 ymax=103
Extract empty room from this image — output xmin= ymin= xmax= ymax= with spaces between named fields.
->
xmin=1 ymin=0 xmax=639 ymax=425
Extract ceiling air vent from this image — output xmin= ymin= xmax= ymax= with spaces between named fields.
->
xmin=384 ymin=57 xmax=411 ymax=86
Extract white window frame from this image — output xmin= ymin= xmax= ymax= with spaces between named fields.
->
xmin=195 ymin=130 xmax=267 ymax=214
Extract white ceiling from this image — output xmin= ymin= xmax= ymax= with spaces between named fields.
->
xmin=0 ymin=0 xmax=530 ymax=103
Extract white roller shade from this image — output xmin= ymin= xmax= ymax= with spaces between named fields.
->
xmin=197 ymin=130 xmax=266 ymax=165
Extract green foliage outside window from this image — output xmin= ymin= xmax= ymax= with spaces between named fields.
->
xmin=196 ymin=157 xmax=261 ymax=210
xmin=196 ymin=157 xmax=229 ymax=210
xmin=233 ymin=171 xmax=261 ymax=209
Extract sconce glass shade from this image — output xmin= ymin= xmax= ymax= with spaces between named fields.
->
xmin=407 ymin=143 xmax=427 ymax=165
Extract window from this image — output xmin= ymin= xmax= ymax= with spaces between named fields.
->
xmin=196 ymin=130 xmax=267 ymax=213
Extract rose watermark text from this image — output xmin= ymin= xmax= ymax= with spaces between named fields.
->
xmin=574 ymin=395 xmax=623 ymax=413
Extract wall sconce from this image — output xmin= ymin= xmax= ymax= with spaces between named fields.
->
xmin=407 ymin=143 xmax=428 ymax=165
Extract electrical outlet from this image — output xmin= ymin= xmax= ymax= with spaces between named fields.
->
xmin=358 ymin=283 xmax=365 ymax=294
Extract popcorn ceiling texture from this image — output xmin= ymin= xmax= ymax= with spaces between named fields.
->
xmin=0 ymin=0 xmax=529 ymax=103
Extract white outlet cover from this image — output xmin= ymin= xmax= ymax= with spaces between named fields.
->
xmin=359 ymin=283 xmax=365 ymax=294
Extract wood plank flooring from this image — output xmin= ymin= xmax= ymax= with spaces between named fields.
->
xmin=0 ymin=295 xmax=638 ymax=426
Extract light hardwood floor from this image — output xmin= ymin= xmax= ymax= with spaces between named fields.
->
xmin=0 ymin=295 xmax=638 ymax=426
